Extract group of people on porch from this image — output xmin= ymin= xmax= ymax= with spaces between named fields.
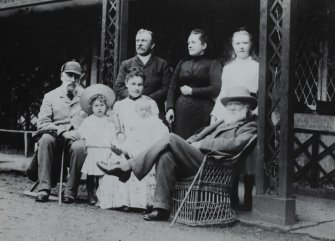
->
xmin=27 ymin=27 xmax=259 ymax=221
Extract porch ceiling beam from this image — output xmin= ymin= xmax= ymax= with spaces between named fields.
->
xmin=0 ymin=0 xmax=102 ymax=18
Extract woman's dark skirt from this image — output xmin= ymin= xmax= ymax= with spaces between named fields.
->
xmin=173 ymin=95 xmax=214 ymax=139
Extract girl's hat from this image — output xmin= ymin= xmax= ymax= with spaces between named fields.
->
xmin=80 ymin=84 xmax=115 ymax=114
xmin=220 ymin=86 xmax=257 ymax=110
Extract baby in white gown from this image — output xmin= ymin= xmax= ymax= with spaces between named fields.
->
xmin=120 ymin=98 xmax=169 ymax=156
xmin=97 ymin=97 xmax=169 ymax=210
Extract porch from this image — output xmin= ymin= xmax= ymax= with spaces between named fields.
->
xmin=0 ymin=0 xmax=335 ymax=228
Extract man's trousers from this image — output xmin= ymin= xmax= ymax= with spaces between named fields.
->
xmin=37 ymin=134 xmax=86 ymax=197
xmin=129 ymin=133 xmax=204 ymax=211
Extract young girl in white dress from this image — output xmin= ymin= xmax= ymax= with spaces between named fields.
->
xmin=77 ymin=84 xmax=119 ymax=205
xmin=97 ymin=69 xmax=168 ymax=211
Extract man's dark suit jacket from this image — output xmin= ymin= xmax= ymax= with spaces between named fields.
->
xmin=187 ymin=117 xmax=258 ymax=158
xmin=114 ymin=55 xmax=172 ymax=114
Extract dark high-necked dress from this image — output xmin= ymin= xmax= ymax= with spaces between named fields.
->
xmin=166 ymin=56 xmax=222 ymax=139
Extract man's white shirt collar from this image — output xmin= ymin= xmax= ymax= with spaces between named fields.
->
xmin=138 ymin=54 xmax=152 ymax=65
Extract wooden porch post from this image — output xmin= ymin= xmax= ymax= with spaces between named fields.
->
xmin=253 ymin=0 xmax=297 ymax=226
xmin=98 ymin=0 xmax=108 ymax=83
xmin=119 ymin=0 xmax=129 ymax=65
xmin=99 ymin=0 xmax=128 ymax=85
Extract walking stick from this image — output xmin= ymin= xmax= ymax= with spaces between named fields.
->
xmin=58 ymin=142 xmax=66 ymax=205
xmin=169 ymin=154 xmax=208 ymax=227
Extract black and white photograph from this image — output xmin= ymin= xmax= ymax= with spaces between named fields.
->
xmin=0 ymin=0 xmax=335 ymax=240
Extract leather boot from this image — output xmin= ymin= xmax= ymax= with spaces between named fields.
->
xmin=86 ymin=176 xmax=96 ymax=205
xmin=243 ymin=174 xmax=255 ymax=211
xmin=230 ymin=174 xmax=240 ymax=209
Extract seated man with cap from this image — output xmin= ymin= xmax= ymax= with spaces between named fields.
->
xmin=34 ymin=61 xmax=87 ymax=203
xmin=97 ymin=86 xmax=258 ymax=221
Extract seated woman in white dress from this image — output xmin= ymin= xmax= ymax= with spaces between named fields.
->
xmin=97 ymin=69 xmax=168 ymax=211
xmin=211 ymin=28 xmax=259 ymax=123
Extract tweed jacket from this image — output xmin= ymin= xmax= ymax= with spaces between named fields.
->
xmin=114 ymin=55 xmax=171 ymax=111
xmin=187 ymin=117 xmax=257 ymax=158
xmin=37 ymin=86 xmax=86 ymax=136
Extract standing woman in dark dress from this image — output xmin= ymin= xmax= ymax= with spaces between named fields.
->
xmin=165 ymin=29 xmax=222 ymax=139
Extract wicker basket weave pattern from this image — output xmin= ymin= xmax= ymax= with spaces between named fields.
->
xmin=170 ymin=135 xmax=257 ymax=226
xmin=170 ymin=159 xmax=236 ymax=226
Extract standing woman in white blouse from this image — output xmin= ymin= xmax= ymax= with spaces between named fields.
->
xmin=210 ymin=28 xmax=259 ymax=124
xmin=211 ymin=28 xmax=259 ymax=211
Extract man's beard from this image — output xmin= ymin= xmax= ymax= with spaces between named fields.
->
xmin=223 ymin=107 xmax=249 ymax=125
xmin=66 ymin=84 xmax=76 ymax=93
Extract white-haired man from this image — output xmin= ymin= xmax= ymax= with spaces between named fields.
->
xmin=33 ymin=61 xmax=87 ymax=203
xmin=98 ymin=86 xmax=257 ymax=221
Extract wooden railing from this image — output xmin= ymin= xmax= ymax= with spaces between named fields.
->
xmin=294 ymin=113 xmax=335 ymax=188
xmin=0 ymin=129 xmax=34 ymax=157
xmin=294 ymin=128 xmax=335 ymax=188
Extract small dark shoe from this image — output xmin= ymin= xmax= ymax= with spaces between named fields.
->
xmin=143 ymin=209 xmax=170 ymax=221
xmin=89 ymin=198 xmax=97 ymax=206
xmin=121 ymin=206 xmax=130 ymax=212
xmin=88 ymin=195 xmax=98 ymax=206
xmin=96 ymin=161 xmax=131 ymax=183
xmin=35 ymin=192 xmax=49 ymax=202
xmin=63 ymin=195 xmax=76 ymax=204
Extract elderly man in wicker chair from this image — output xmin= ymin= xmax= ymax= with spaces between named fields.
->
xmin=97 ymin=86 xmax=257 ymax=221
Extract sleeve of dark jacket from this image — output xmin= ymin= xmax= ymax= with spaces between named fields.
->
xmin=166 ymin=60 xmax=183 ymax=110
xmin=191 ymin=59 xmax=222 ymax=98
xmin=199 ymin=121 xmax=257 ymax=154
xmin=115 ymin=60 xmax=130 ymax=99
xmin=148 ymin=58 xmax=172 ymax=104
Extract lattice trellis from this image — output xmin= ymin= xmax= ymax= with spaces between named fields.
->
xmin=294 ymin=36 xmax=320 ymax=105
xmin=294 ymin=11 xmax=335 ymax=105
xmin=294 ymin=129 xmax=335 ymax=188
xmin=263 ymin=0 xmax=284 ymax=194
xmin=16 ymin=102 xmax=41 ymax=130
xmin=17 ymin=112 xmax=38 ymax=130
xmin=100 ymin=0 xmax=121 ymax=85
xmin=326 ymin=40 xmax=335 ymax=101
xmin=327 ymin=66 xmax=335 ymax=100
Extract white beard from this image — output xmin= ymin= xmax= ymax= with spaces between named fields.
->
xmin=222 ymin=107 xmax=249 ymax=125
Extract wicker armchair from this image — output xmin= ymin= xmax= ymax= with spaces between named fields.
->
xmin=170 ymin=135 xmax=257 ymax=226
